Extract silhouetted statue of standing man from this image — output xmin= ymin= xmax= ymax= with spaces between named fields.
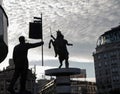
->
xmin=49 ymin=30 xmax=73 ymax=68
xmin=8 ymin=36 xmax=44 ymax=94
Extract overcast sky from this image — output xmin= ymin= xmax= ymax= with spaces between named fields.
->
xmin=1 ymin=0 xmax=120 ymax=80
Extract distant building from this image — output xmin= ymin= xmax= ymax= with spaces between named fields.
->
xmin=93 ymin=25 xmax=120 ymax=94
xmin=70 ymin=69 xmax=86 ymax=78
xmin=0 ymin=59 xmax=36 ymax=94
xmin=39 ymin=79 xmax=96 ymax=94
xmin=37 ymin=79 xmax=53 ymax=93
xmin=71 ymin=80 xmax=96 ymax=94
xmin=38 ymin=79 xmax=55 ymax=94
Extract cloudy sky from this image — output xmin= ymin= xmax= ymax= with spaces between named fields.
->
xmin=1 ymin=0 xmax=120 ymax=80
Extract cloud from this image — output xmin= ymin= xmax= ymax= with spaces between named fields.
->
xmin=2 ymin=0 xmax=120 ymax=63
xmin=2 ymin=0 xmax=120 ymax=80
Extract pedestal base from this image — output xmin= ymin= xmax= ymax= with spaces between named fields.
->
xmin=45 ymin=68 xmax=80 ymax=76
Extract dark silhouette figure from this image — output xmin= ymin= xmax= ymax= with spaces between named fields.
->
xmin=8 ymin=36 xmax=44 ymax=94
xmin=49 ymin=30 xmax=73 ymax=68
xmin=49 ymin=30 xmax=62 ymax=57
xmin=0 ymin=39 xmax=8 ymax=63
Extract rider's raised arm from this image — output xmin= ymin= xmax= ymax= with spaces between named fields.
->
xmin=51 ymin=35 xmax=56 ymax=40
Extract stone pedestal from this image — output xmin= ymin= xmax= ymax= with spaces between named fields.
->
xmin=45 ymin=68 xmax=80 ymax=94
xmin=0 ymin=0 xmax=2 ymax=5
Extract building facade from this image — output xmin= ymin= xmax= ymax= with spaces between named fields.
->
xmin=39 ymin=79 xmax=96 ymax=94
xmin=71 ymin=80 xmax=96 ymax=94
xmin=0 ymin=59 xmax=36 ymax=94
xmin=93 ymin=25 xmax=120 ymax=94
xmin=39 ymin=79 xmax=55 ymax=94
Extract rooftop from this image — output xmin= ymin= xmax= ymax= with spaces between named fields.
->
xmin=97 ymin=25 xmax=120 ymax=47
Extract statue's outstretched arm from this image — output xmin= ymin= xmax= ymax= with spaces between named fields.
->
xmin=66 ymin=40 xmax=73 ymax=46
xmin=48 ymin=39 xmax=53 ymax=48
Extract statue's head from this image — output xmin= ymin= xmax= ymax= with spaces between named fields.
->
xmin=56 ymin=30 xmax=64 ymax=39
xmin=56 ymin=30 xmax=62 ymax=37
xmin=57 ymin=30 xmax=61 ymax=35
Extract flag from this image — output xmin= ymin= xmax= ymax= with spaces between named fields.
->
xmin=29 ymin=18 xmax=42 ymax=39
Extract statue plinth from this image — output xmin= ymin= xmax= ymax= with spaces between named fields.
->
xmin=45 ymin=68 xmax=81 ymax=94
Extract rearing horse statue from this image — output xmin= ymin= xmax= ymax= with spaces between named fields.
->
xmin=49 ymin=30 xmax=73 ymax=68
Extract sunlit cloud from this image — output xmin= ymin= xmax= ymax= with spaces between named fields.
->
xmin=70 ymin=57 xmax=93 ymax=63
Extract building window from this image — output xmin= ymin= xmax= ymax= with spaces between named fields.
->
xmin=98 ymin=63 xmax=101 ymax=67
xmin=103 ymin=54 xmax=108 ymax=59
xmin=98 ymin=55 xmax=101 ymax=59
xmin=105 ymin=62 xmax=107 ymax=66
xmin=78 ymin=87 xmax=81 ymax=90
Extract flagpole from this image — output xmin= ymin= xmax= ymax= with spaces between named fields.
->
xmin=41 ymin=13 xmax=44 ymax=66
